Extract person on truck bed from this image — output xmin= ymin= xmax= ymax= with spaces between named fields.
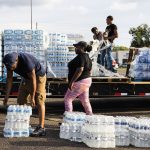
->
xmin=3 ymin=52 xmax=46 ymax=137
xmin=91 ymin=27 xmax=103 ymax=42
xmin=103 ymin=15 xmax=118 ymax=72
xmin=64 ymin=41 xmax=93 ymax=115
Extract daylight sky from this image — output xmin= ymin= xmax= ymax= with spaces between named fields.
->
xmin=0 ymin=0 xmax=150 ymax=47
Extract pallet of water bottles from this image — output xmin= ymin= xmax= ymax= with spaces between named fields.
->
xmin=3 ymin=29 xmax=48 ymax=58
xmin=3 ymin=105 xmax=32 ymax=138
xmin=60 ymin=112 xmax=150 ymax=148
xmin=129 ymin=48 xmax=150 ymax=81
xmin=3 ymin=29 xmax=48 ymax=45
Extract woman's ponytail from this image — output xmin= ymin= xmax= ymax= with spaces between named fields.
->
xmin=85 ymin=45 xmax=92 ymax=52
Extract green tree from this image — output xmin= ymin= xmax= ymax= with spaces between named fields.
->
xmin=113 ymin=46 xmax=129 ymax=52
xmin=129 ymin=24 xmax=150 ymax=48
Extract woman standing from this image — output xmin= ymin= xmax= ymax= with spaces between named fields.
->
xmin=64 ymin=41 xmax=93 ymax=115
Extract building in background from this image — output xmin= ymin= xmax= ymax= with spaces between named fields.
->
xmin=112 ymin=51 xmax=129 ymax=65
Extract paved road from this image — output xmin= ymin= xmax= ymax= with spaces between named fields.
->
xmin=1 ymin=98 xmax=150 ymax=150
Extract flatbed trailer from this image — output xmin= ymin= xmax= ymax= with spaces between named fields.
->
xmin=0 ymin=48 xmax=150 ymax=99
xmin=0 ymin=76 xmax=150 ymax=98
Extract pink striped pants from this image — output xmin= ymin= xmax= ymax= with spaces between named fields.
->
xmin=64 ymin=78 xmax=93 ymax=115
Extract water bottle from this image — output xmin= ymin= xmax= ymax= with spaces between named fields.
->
xmin=7 ymin=105 xmax=13 ymax=115
xmin=139 ymin=55 xmax=148 ymax=63
xmin=21 ymin=129 xmax=29 ymax=137
xmin=60 ymin=123 xmax=65 ymax=139
xmin=4 ymin=105 xmax=31 ymax=138
xmin=65 ymin=123 xmax=70 ymax=140
xmin=3 ymin=128 xmax=14 ymax=138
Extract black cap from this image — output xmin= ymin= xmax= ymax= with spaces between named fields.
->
xmin=3 ymin=52 xmax=18 ymax=69
xmin=73 ymin=41 xmax=87 ymax=48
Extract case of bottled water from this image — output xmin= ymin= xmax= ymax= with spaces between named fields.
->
xmin=82 ymin=115 xmax=115 ymax=148
xmin=129 ymin=117 xmax=150 ymax=148
xmin=3 ymin=29 xmax=47 ymax=78
xmin=60 ymin=112 xmax=150 ymax=148
xmin=129 ymin=48 xmax=150 ymax=80
xmin=115 ymin=116 xmax=130 ymax=146
xmin=47 ymin=33 xmax=76 ymax=78
xmin=60 ymin=111 xmax=86 ymax=142
xmin=3 ymin=105 xmax=32 ymax=138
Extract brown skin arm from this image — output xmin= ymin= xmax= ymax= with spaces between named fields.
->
xmin=69 ymin=67 xmax=83 ymax=90
xmin=93 ymin=35 xmax=96 ymax=40
xmin=3 ymin=70 xmax=13 ymax=105
xmin=27 ymin=69 xmax=36 ymax=107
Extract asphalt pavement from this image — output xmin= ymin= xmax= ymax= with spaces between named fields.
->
xmin=0 ymin=98 xmax=150 ymax=150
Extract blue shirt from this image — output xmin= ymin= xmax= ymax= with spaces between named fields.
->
xmin=14 ymin=53 xmax=46 ymax=79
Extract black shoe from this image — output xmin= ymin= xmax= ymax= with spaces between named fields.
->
xmin=30 ymin=126 xmax=46 ymax=137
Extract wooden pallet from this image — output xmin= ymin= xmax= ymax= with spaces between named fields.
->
xmin=46 ymin=77 xmax=68 ymax=82
xmin=92 ymin=77 xmax=131 ymax=83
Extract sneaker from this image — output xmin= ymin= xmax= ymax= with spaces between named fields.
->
xmin=30 ymin=125 xmax=46 ymax=137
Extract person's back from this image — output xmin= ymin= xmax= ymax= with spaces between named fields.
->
xmin=14 ymin=53 xmax=45 ymax=79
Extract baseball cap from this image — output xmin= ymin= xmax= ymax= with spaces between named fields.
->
xmin=73 ymin=41 xmax=87 ymax=48
xmin=3 ymin=52 xmax=18 ymax=69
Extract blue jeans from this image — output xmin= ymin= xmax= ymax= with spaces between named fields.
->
xmin=100 ymin=46 xmax=114 ymax=71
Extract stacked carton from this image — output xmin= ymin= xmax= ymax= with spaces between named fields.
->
xmin=47 ymin=33 xmax=76 ymax=78
xmin=3 ymin=29 xmax=48 ymax=77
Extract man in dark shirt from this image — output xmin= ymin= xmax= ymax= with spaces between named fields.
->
xmin=103 ymin=16 xmax=118 ymax=71
xmin=3 ymin=52 xmax=46 ymax=137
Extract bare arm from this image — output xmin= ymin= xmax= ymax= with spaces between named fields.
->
xmin=27 ymin=69 xmax=36 ymax=106
xmin=93 ymin=35 xmax=96 ymax=40
xmin=69 ymin=67 xmax=83 ymax=90
xmin=4 ymin=70 xmax=13 ymax=105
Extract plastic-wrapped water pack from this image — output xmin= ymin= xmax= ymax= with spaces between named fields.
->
xmin=3 ymin=29 xmax=47 ymax=77
xmin=47 ymin=33 xmax=76 ymax=78
xmin=60 ymin=112 xmax=86 ymax=142
xmin=129 ymin=48 xmax=150 ymax=80
xmin=129 ymin=117 xmax=150 ymax=148
xmin=92 ymin=62 xmax=124 ymax=77
xmin=115 ymin=116 xmax=131 ymax=146
xmin=82 ymin=115 xmax=115 ymax=148
xmin=3 ymin=105 xmax=32 ymax=138
xmin=60 ymin=112 xmax=150 ymax=148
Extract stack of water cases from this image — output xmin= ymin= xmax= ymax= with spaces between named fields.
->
xmin=115 ymin=116 xmax=130 ymax=146
xmin=82 ymin=115 xmax=115 ymax=148
xmin=3 ymin=105 xmax=32 ymax=138
xmin=60 ymin=113 xmax=150 ymax=148
xmin=47 ymin=33 xmax=76 ymax=78
xmin=129 ymin=117 xmax=150 ymax=148
xmin=3 ymin=29 xmax=48 ymax=77
xmin=0 ymin=33 xmax=2 ymax=80
xmin=60 ymin=112 xmax=86 ymax=142
xmin=129 ymin=48 xmax=150 ymax=80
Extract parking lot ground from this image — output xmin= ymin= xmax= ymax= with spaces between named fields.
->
xmin=0 ymin=98 xmax=150 ymax=150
